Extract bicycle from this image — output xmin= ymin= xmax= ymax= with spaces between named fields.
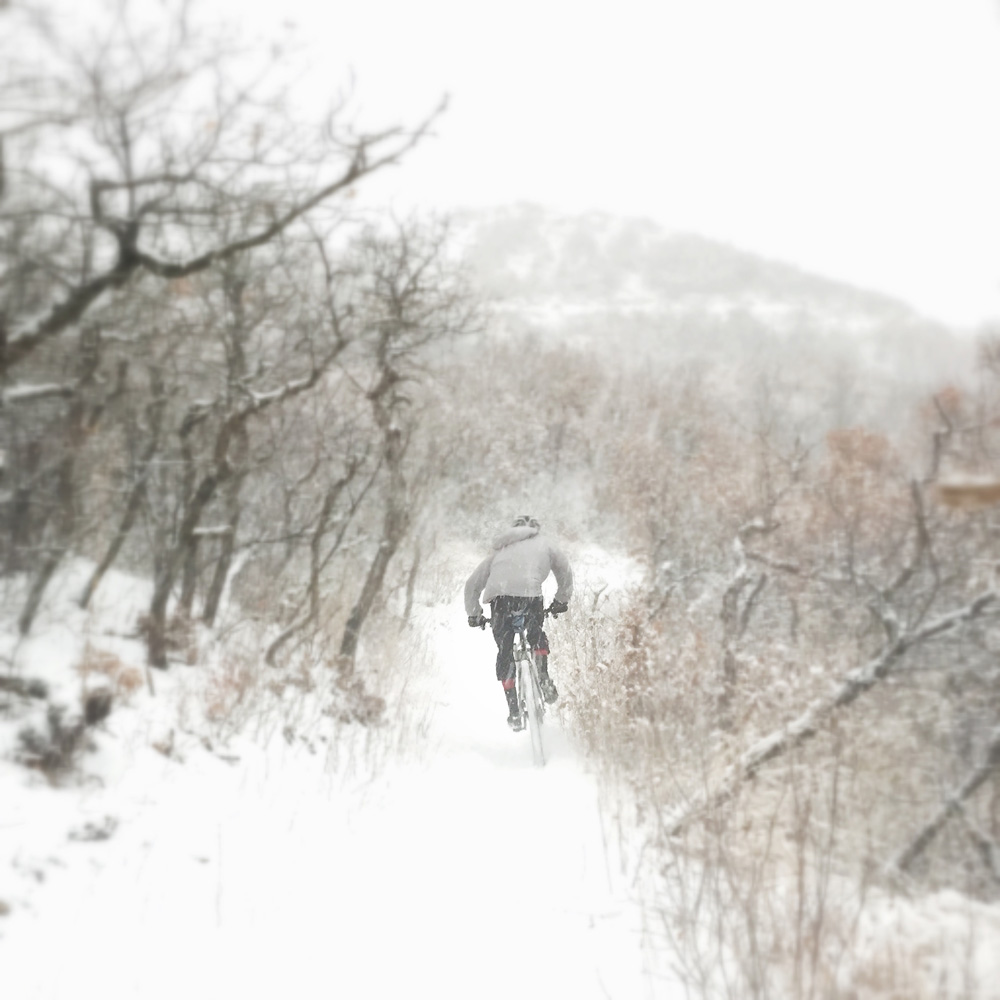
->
xmin=481 ymin=605 xmax=559 ymax=768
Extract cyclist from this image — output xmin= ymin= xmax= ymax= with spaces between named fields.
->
xmin=464 ymin=515 xmax=573 ymax=730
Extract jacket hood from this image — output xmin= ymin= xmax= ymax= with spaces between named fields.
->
xmin=492 ymin=525 xmax=540 ymax=550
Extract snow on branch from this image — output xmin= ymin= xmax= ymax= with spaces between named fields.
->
xmin=1 ymin=382 xmax=75 ymax=405
xmin=663 ymin=589 xmax=998 ymax=838
xmin=736 ymin=517 xmax=779 ymax=542
xmin=191 ymin=526 xmax=233 ymax=538
xmin=244 ymin=373 xmax=318 ymax=409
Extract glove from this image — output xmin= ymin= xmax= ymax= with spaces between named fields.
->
xmin=549 ymin=600 xmax=569 ymax=617
xmin=468 ymin=614 xmax=487 ymax=629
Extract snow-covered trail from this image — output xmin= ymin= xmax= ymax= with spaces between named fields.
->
xmin=4 ymin=608 xmax=668 ymax=999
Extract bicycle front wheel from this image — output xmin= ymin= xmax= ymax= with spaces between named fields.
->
xmin=525 ymin=656 xmax=546 ymax=768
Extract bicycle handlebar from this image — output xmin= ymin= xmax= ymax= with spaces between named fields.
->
xmin=476 ymin=605 xmax=560 ymax=629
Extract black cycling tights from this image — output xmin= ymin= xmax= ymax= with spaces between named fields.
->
xmin=489 ymin=595 xmax=548 ymax=683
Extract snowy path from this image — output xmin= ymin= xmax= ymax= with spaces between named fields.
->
xmin=3 ymin=609 xmax=667 ymax=999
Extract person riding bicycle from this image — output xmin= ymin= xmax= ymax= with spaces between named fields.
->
xmin=464 ymin=515 xmax=573 ymax=730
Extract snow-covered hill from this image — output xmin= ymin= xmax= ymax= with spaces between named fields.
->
xmin=460 ymin=203 xmax=925 ymax=323
xmin=456 ymin=204 xmax=974 ymax=389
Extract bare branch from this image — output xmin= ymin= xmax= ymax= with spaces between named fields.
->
xmin=132 ymin=109 xmax=444 ymax=282
xmin=890 ymin=725 xmax=1000 ymax=875
xmin=4 ymin=13 xmax=447 ymax=374
xmin=665 ymin=590 xmax=999 ymax=837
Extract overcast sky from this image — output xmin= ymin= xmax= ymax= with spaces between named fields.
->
xmin=221 ymin=0 xmax=1000 ymax=328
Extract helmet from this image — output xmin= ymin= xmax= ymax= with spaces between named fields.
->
xmin=512 ymin=514 xmax=540 ymax=529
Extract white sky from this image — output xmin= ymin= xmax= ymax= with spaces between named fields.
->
xmin=220 ymin=0 xmax=1000 ymax=326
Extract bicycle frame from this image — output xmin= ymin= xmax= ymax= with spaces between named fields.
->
xmin=507 ymin=610 xmax=548 ymax=767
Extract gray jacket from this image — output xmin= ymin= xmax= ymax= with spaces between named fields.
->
xmin=464 ymin=525 xmax=573 ymax=617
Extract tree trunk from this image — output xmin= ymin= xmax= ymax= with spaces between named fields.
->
xmin=337 ymin=521 xmax=404 ymax=675
xmin=18 ymin=344 xmax=97 ymax=633
xmin=145 ymin=471 xmax=219 ymax=668
xmin=5 ymin=440 xmax=41 ymax=575
xmin=337 ymin=433 xmax=407 ymax=676
xmin=18 ymin=440 xmax=76 ymax=635
xmin=146 ymin=569 xmax=172 ymax=671
xmin=18 ymin=546 xmax=65 ymax=635
xmin=178 ymin=535 xmax=199 ymax=616
xmin=201 ymin=424 xmax=248 ymax=626
xmin=79 ymin=479 xmax=145 ymax=609
xmin=201 ymin=523 xmax=236 ymax=627
xmin=80 ymin=371 xmax=164 ymax=609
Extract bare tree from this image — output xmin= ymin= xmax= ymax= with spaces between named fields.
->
xmin=334 ymin=222 xmax=481 ymax=692
xmin=0 ymin=0 xmax=441 ymax=635
xmin=139 ymin=246 xmax=357 ymax=668
xmin=1 ymin=1 xmax=441 ymax=376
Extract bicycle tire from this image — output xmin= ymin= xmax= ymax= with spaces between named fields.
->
xmin=512 ymin=630 xmax=545 ymax=767
xmin=523 ymin=640 xmax=546 ymax=768
xmin=528 ymin=696 xmax=546 ymax=766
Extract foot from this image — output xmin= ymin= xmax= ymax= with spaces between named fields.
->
xmin=507 ymin=711 xmax=525 ymax=732
xmin=539 ymin=675 xmax=558 ymax=704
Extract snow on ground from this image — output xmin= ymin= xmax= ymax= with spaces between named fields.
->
xmin=1 ymin=564 xmax=677 ymax=999
xmin=8 ymin=553 xmax=996 ymax=998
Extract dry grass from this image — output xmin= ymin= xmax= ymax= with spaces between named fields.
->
xmin=558 ymin=573 xmax=1000 ymax=999
xmin=76 ymin=642 xmax=144 ymax=704
xmin=204 ymin=652 xmax=259 ymax=728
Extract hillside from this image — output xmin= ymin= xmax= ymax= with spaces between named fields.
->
xmin=461 ymin=203 xmax=918 ymax=320
xmin=456 ymin=204 xmax=973 ymax=393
